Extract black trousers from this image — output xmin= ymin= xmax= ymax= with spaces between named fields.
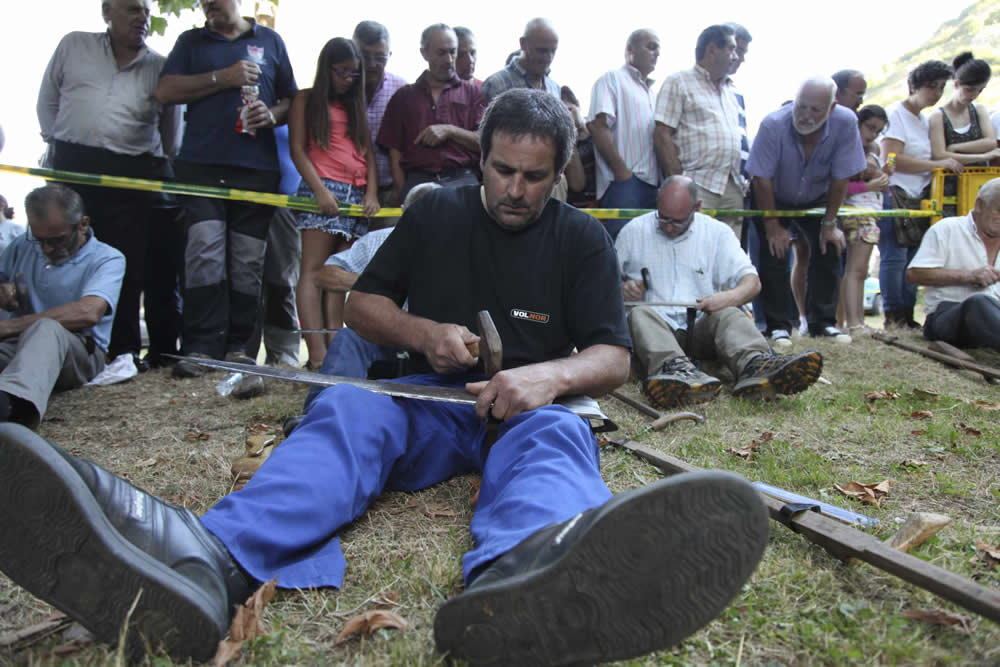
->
xmin=924 ymin=295 xmax=1000 ymax=351
xmin=173 ymin=161 xmax=279 ymax=359
xmin=52 ymin=141 xmax=182 ymax=359
xmin=753 ymin=197 xmax=842 ymax=335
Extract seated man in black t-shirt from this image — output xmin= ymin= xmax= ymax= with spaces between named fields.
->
xmin=0 ymin=90 xmax=769 ymax=665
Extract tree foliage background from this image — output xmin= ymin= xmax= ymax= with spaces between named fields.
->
xmin=151 ymin=0 xmax=279 ymax=35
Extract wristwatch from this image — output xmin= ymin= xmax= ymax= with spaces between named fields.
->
xmin=820 ymin=217 xmax=838 ymax=229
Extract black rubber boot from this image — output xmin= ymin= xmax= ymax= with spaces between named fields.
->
xmin=433 ymin=470 xmax=770 ymax=666
xmin=903 ymin=306 xmax=922 ymax=330
xmin=0 ymin=423 xmax=254 ymax=661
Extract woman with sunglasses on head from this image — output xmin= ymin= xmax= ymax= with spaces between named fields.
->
xmin=290 ymin=38 xmax=380 ymax=369
xmin=929 ymin=52 xmax=1000 ymax=217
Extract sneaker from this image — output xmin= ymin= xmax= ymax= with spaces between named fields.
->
xmin=769 ymin=329 xmax=793 ymax=351
xmin=733 ymin=350 xmax=823 ymax=400
xmin=643 ymin=356 xmax=722 ymax=409
xmin=815 ymin=326 xmax=852 ymax=344
xmin=0 ymin=423 xmax=254 ymax=661
xmin=225 ymin=350 xmax=256 ymax=366
xmin=171 ymin=352 xmax=215 ymax=378
xmin=433 ymin=470 xmax=770 ymax=665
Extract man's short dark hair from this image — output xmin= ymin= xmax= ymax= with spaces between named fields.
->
xmin=420 ymin=23 xmax=453 ymax=51
xmin=453 ymin=26 xmax=475 ymax=42
xmin=353 ymin=20 xmax=390 ymax=47
xmin=832 ymin=69 xmax=864 ymax=91
xmin=724 ymin=23 xmax=752 ymax=43
xmin=24 ymin=184 xmax=85 ymax=226
xmin=907 ymin=60 xmax=953 ymax=93
xmin=695 ymin=24 xmax=734 ymax=61
xmin=479 ymin=89 xmax=577 ymax=174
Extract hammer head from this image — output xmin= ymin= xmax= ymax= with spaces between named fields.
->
xmin=476 ymin=310 xmax=503 ymax=378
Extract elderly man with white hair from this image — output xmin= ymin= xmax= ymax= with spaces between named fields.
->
xmin=746 ymin=76 xmax=866 ymax=348
xmin=906 ymin=178 xmax=1000 ymax=356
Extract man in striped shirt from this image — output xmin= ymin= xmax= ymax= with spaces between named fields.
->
xmin=654 ymin=24 xmax=745 ymax=239
xmin=587 ymin=29 xmax=661 ymax=240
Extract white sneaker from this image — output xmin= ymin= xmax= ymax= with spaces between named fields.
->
xmin=769 ymin=329 xmax=793 ymax=350
xmin=817 ymin=326 xmax=852 ymax=344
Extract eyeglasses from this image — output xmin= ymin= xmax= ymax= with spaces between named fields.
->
xmin=656 ymin=205 xmax=696 ymax=227
xmin=331 ymin=67 xmax=361 ymax=79
xmin=361 ymin=52 xmax=389 ymax=66
xmin=32 ymin=227 xmax=79 ymax=251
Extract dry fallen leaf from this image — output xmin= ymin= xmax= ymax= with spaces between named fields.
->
xmin=135 ymin=458 xmax=158 ymax=468
xmin=902 ymin=608 xmax=971 ymax=631
xmin=244 ymin=434 xmax=276 ymax=457
xmin=335 ymin=610 xmax=408 ymax=644
xmin=910 ymin=430 xmax=926 ymax=436
xmin=974 ymin=541 xmax=1000 ymax=568
xmin=834 ymin=479 xmax=894 ymax=507
xmin=864 ymin=390 xmax=900 ymax=401
xmin=957 ymin=423 xmax=981 ymax=436
xmin=956 ymin=398 xmax=1000 ymax=411
xmin=213 ymin=578 xmax=278 ymax=667
xmin=900 ymin=459 xmax=929 ymax=468
xmin=0 ymin=613 xmax=70 ymax=649
xmin=910 ymin=410 xmax=934 ymax=420
xmin=423 ymin=503 xmax=458 ymax=518
xmin=864 ymin=402 xmax=876 ymax=414
xmin=911 ymin=388 xmax=940 ymax=401
xmin=469 ymin=478 xmax=481 ymax=507
xmin=758 ymin=431 xmax=774 ymax=442
xmin=184 ymin=431 xmax=210 ymax=441
xmin=726 ymin=440 xmax=762 ymax=460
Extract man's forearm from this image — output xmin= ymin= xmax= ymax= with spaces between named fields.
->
xmin=269 ymin=98 xmax=291 ymax=126
xmin=446 ymin=126 xmax=480 ymax=151
xmin=527 ymin=343 xmax=630 ymax=398
xmin=588 ymin=120 xmax=629 ymax=179
xmin=824 ymin=178 xmax=849 ymax=220
xmin=753 ymin=177 xmax=778 ymax=224
xmin=315 ymin=265 xmax=359 ymax=292
xmin=0 ymin=297 xmax=108 ymax=339
xmin=724 ymin=274 xmax=761 ymax=307
xmin=155 ymin=72 xmax=220 ymax=105
xmin=389 ymin=149 xmax=405 ymax=192
xmin=345 ymin=291 xmax=435 ymax=352
xmin=654 ymin=124 xmax=682 ymax=178
xmin=906 ymin=267 xmax=977 ymax=286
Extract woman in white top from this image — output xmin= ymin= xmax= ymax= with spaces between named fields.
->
xmin=879 ymin=60 xmax=962 ymax=329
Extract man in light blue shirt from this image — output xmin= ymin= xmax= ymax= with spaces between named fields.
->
xmin=747 ymin=76 xmax=866 ymax=346
xmin=0 ymin=185 xmax=125 ymax=428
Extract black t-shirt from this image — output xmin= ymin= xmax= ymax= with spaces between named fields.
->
xmin=352 ymin=185 xmax=631 ymax=373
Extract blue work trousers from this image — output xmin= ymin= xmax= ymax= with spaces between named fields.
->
xmin=202 ymin=374 xmax=611 ymax=589
xmin=877 ymin=192 xmax=918 ymax=312
xmin=302 ymin=327 xmax=395 ymax=413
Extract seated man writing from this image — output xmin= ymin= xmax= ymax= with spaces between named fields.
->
xmin=0 ymin=184 xmax=124 ymax=427
xmin=616 ymin=175 xmax=823 ymax=408
xmin=0 ymin=91 xmax=768 ymax=665
xmin=906 ymin=177 xmax=1000 ymax=353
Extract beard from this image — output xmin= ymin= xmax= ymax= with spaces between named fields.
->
xmin=793 ymin=113 xmax=827 ymax=135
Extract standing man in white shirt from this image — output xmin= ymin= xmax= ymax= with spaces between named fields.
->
xmin=616 ymin=176 xmax=822 ymax=409
xmin=587 ymin=29 xmax=661 ymax=240
xmin=907 ymin=178 xmax=1000 ymax=353
xmin=37 ymin=0 xmax=183 ymax=370
xmin=654 ymin=24 xmax=745 ymax=239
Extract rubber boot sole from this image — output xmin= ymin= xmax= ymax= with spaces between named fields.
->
xmin=433 ymin=470 xmax=770 ymax=666
xmin=0 ymin=423 xmax=227 ymax=661
xmin=644 ymin=376 xmax=722 ymax=410
xmin=733 ymin=351 xmax=823 ymax=401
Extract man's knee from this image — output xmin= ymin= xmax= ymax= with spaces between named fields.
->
xmin=965 ymin=293 xmax=1000 ymax=317
xmin=23 ymin=318 xmax=64 ymax=339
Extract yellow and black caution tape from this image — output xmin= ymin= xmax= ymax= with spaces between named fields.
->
xmin=1 ymin=164 xmax=943 ymax=221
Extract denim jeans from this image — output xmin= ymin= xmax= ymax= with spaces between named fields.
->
xmin=877 ymin=191 xmax=918 ymax=312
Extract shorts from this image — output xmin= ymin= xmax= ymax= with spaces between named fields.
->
xmin=841 ymin=216 xmax=880 ymax=244
xmin=295 ymin=178 xmax=367 ymax=240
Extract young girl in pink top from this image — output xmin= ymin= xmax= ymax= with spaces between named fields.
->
xmin=290 ymin=38 xmax=379 ymax=368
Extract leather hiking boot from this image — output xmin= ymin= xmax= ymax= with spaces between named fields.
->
xmin=643 ymin=355 xmax=721 ymax=409
xmin=0 ymin=423 xmax=254 ymax=661
xmin=733 ymin=350 xmax=823 ymax=400
xmin=434 ymin=470 xmax=769 ymax=666
xmin=171 ymin=352 xmax=215 ymax=379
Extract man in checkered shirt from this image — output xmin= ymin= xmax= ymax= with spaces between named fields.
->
xmin=654 ymin=24 xmax=745 ymax=239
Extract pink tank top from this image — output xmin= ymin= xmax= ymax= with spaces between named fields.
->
xmin=307 ymin=102 xmax=368 ymax=186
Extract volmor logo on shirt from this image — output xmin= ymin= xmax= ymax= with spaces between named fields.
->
xmin=511 ymin=308 xmax=550 ymax=324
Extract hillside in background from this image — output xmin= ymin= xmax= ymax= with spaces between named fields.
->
xmin=866 ymin=0 xmax=1000 ymax=109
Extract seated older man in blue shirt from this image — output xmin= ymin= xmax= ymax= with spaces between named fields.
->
xmin=747 ymin=76 xmax=866 ymax=348
xmin=0 ymin=185 xmax=125 ymax=428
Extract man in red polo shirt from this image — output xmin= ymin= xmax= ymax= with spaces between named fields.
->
xmin=377 ymin=23 xmax=486 ymax=203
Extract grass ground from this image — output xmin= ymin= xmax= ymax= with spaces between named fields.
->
xmin=1 ymin=320 xmax=998 ymax=665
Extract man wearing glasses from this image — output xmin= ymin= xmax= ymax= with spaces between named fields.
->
xmin=353 ymin=21 xmax=408 ymax=213
xmin=616 ymin=176 xmax=823 ymax=409
xmin=377 ymin=24 xmax=486 ymax=203
xmin=155 ymin=0 xmax=296 ymax=377
xmin=0 ymin=184 xmax=124 ymax=427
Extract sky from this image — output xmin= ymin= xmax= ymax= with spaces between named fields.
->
xmin=0 ymin=0 xmax=977 ymax=217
